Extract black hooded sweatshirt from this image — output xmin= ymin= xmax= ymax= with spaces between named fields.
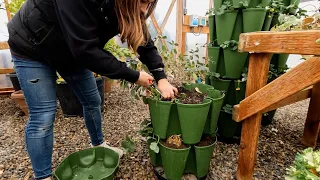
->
xmin=7 ymin=0 xmax=166 ymax=83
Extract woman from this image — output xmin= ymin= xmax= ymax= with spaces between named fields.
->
xmin=7 ymin=0 xmax=178 ymax=179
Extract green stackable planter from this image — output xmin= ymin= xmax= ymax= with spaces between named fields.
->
xmin=204 ymin=89 xmax=225 ymax=135
xmin=216 ymin=50 xmax=226 ymax=76
xmin=54 ymin=147 xmax=119 ymax=180
xmin=243 ymin=8 xmax=267 ymax=33
xmin=231 ymin=12 xmax=243 ymax=41
xmin=249 ymin=0 xmax=262 ymax=7
xmin=208 ymin=15 xmax=216 ymax=44
xmin=214 ymin=0 xmax=226 ymax=10
xmin=148 ymin=99 xmax=172 ymax=139
xmin=159 ymin=142 xmax=191 ymax=180
xmin=166 ymin=103 xmax=182 ymax=137
xmin=262 ymin=0 xmax=271 ymax=7
xmin=177 ymin=99 xmax=212 ymax=144
xmin=278 ymin=54 xmax=290 ymax=72
xmin=223 ymin=49 xmax=249 ymax=79
xmin=262 ymin=13 xmax=274 ymax=31
xmin=183 ymin=83 xmax=214 ymax=93
xmin=205 ymin=75 xmax=211 ymax=85
xmin=232 ymin=0 xmax=243 ymax=8
xmin=215 ymin=10 xmax=238 ymax=45
xmin=210 ymin=77 xmax=232 ymax=93
xmin=271 ymin=14 xmax=280 ymax=28
xmin=184 ymin=146 xmax=197 ymax=175
xmin=218 ymin=111 xmax=241 ymax=138
xmin=208 ymin=46 xmax=221 ymax=73
xmin=234 ymin=80 xmax=246 ymax=104
xmin=195 ymin=137 xmax=217 ymax=178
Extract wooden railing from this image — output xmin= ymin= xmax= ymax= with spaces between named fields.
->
xmin=232 ymin=30 xmax=320 ymax=180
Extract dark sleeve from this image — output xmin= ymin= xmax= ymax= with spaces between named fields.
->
xmin=53 ymin=0 xmax=140 ymax=83
xmin=137 ymin=38 xmax=167 ymax=82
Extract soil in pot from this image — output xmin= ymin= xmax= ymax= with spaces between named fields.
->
xmin=176 ymin=87 xmax=206 ymax=104
xmin=215 ymin=10 xmax=238 ymax=45
xmin=159 ymin=135 xmax=191 ymax=180
xmin=243 ymin=8 xmax=267 ymax=33
xmin=195 ymin=135 xmax=217 ymax=178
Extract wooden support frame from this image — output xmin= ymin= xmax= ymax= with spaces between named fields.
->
xmin=234 ymin=30 xmax=320 ymax=180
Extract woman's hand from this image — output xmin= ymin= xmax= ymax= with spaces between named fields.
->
xmin=157 ymin=79 xmax=178 ymax=100
xmin=136 ymin=71 xmax=154 ymax=87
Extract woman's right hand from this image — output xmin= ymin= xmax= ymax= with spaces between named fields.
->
xmin=135 ymin=71 xmax=154 ymax=87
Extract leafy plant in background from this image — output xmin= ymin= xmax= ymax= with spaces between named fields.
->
xmin=266 ymin=0 xmax=285 ymax=17
xmin=220 ymin=40 xmax=239 ymax=51
xmin=139 ymin=119 xmax=160 ymax=153
xmin=285 ymin=148 xmax=320 ymax=180
xmin=214 ymin=1 xmax=234 ymax=16
xmin=121 ymin=135 xmax=135 ymax=155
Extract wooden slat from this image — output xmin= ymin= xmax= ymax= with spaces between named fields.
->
xmin=236 ymin=56 xmax=320 ymax=122
xmin=237 ymin=53 xmax=271 ymax=180
xmin=238 ymin=30 xmax=320 ymax=55
xmin=233 ymin=87 xmax=312 ymax=121
xmin=160 ymin=0 xmax=176 ymax=32
xmin=0 ymin=68 xmax=14 ymax=74
xmin=150 ymin=14 xmax=168 ymax=50
xmin=301 ymin=82 xmax=320 ymax=148
xmin=176 ymin=0 xmax=183 ymax=54
xmin=0 ymin=41 xmax=9 ymax=50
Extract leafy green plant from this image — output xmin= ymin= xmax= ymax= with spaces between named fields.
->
xmin=239 ymin=0 xmax=249 ymax=8
xmin=214 ymin=1 xmax=234 ymax=16
xmin=220 ymin=40 xmax=238 ymax=51
xmin=285 ymin=148 xmax=320 ymax=180
xmin=139 ymin=119 xmax=160 ymax=153
xmin=121 ymin=135 xmax=135 ymax=155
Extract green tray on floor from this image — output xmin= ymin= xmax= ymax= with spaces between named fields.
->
xmin=54 ymin=147 xmax=119 ymax=180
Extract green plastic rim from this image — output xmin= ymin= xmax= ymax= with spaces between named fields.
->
xmin=242 ymin=8 xmax=267 ymax=33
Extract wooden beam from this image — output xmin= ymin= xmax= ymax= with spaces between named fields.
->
xmin=0 ymin=68 xmax=14 ymax=74
xmin=233 ymin=86 xmax=312 ymax=121
xmin=235 ymin=56 xmax=320 ymax=122
xmin=150 ymin=14 xmax=168 ymax=50
xmin=0 ymin=42 xmax=9 ymax=50
xmin=160 ymin=0 xmax=176 ymax=32
xmin=301 ymin=82 xmax=320 ymax=148
xmin=238 ymin=30 xmax=320 ymax=55
xmin=237 ymin=53 xmax=271 ymax=180
xmin=176 ymin=0 xmax=183 ymax=54
xmin=4 ymin=0 xmax=11 ymax=21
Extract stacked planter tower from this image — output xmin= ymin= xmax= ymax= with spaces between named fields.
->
xmin=207 ymin=0 xmax=300 ymax=141
xmin=145 ymin=83 xmax=225 ymax=179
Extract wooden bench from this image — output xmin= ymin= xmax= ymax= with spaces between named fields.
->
xmin=232 ymin=30 xmax=320 ymax=179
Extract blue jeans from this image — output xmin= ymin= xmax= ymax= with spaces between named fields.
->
xmin=12 ymin=56 xmax=104 ymax=179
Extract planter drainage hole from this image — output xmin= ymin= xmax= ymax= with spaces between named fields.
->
xmin=88 ymin=175 xmax=93 ymax=179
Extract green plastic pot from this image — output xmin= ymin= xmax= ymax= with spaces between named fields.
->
xmin=215 ymin=10 xmax=238 ymax=45
xmin=223 ymin=49 xmax=249 ymax=79
xmin=282 ymin=0 xmax=290 ymax=6
xmin=234 ymin=80 xmax=246 ymax=104
xmin=166 ymin=104 xmax=182 ymax=137
xmin=177 ymin=99 xmax=212 ymax=144
xmin=243 ymin=8 xmax=267 ymax=33
xmin=210 ymin=77 xmax=231 ymax=92
xmin=232 ymin=0 xmax=243 ymax=8
xmin=261 ymin=0 xmax=271 ymax=7
xmin=195 ymin=136 xmax=217 ymax=178
xmin=216 ymin=51 xmax=226 ymax=76
xmin=142 ymin=96 xmax=148 ymax=104
xmin=249 ymin=0 xmax=261 ymax=7
xmin=271 ymin=14 xmax=279 ymax=28
xmin=278 ymin=54 xmax=289 ymax=72
xmin=148 ymin=99 xmax=172 ymax=139
xmin=261 ymin=110 xmax=277 ymax=126
xmin=147 ymin=140 xmax=162 ymax=167
xmin=204 ymin=89 xmax=225 ymax=135
xmin=184 ymin=146 xmax=197 ymax=174
xmin=159 ymin=142 xmax=191 ymax=180
xmin=214 ymin=0 xmax=225 ymax=10
xmin=262 ymin=13 xmax=274 ymax=31
xmin=208 ymin=15 xmax=216 ymax=44
xmin=208 ymin=46 xmax=221 ymax=73
xmin=54 ymin=147 xmax=119 ymax=180
xmin=183 ymin=83 xmax=214 ymax=94
xmin=231 ymin=12 xmax=243 ymax=41
xmin=217 ymin=111 xmax=241 ymax=138
xmin=205 ymin=75 xmax=211 ymax=85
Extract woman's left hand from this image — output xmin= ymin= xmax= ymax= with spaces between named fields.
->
xmin=157 ymin=79 xmax=178 ymax=100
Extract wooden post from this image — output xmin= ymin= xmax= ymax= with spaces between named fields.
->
xmin=176 ymin=0 xmax=183 ymax=54
xmin=301 ymin=82 xmax=320 ymax=148
xmin=237 ymin=53 xmax=271 ymax=180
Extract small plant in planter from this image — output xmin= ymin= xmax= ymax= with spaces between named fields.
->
xmin=220 ymin=40 xmax=249 ymax=79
